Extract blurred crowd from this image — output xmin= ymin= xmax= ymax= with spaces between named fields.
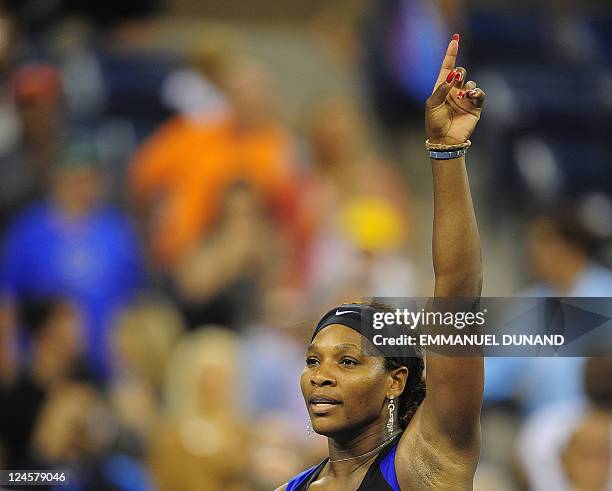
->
xmin=0 ymin=1 xmax=610 ymax=490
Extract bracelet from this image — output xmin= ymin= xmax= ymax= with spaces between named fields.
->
xmin=425 ymin=140 xmax=471 ymax=160
xmin=425 ymin=139 xmax=471 ymax=151
xmin=428 ymin=148 xmax=468 ymax=160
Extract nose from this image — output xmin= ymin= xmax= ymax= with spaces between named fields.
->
xmin=310 ymin=365 xmax=336 ymax=387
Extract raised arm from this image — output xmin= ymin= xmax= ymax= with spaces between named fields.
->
xmin=397 ymin=37 xmax=486 ymax=483
xmin=427 ymin=36 xmax=483 ymax=298
xmin=423 ymin=33 xmax=485 ymax=446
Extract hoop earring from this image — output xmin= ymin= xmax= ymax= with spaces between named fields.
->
xmin=307 ymin=417 xmax=314 ymax=435
xmin=386 ymin=395 xmax=396 ymax=436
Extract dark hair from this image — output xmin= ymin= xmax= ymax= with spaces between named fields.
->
xmin=18 ymin=295 xmax=66 ymax=337
xmin=530 ymin=206 xmax=601 ymax=257
xmin=355 ymin=300 xmax=426 ymax=429
xmin=584 ymin=356 xmax=612 ymax=410
xmin=384 ymin=356 xmax=425 ymax=429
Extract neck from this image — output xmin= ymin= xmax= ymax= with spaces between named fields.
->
xmin=326 ymin=424 xmax=399 ymax=473
xmin=52 ymin=196 xmax=95 ymax=221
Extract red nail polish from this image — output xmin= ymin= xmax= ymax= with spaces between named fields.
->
xmin=446 ymin=70 xmax=456 ymax=83
xmin=457 ymin=90 xmax=466 ymax=99
xmin=452 ymin=33 xmax=460 ymax=42
xmin=455 ymin=72 xmax=462 ymax=82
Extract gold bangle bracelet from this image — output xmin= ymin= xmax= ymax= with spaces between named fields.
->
xmin=425 ymin=139 xmax=472 ymax=151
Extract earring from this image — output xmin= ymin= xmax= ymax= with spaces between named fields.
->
xmin=386 ymin=395 xmax=395 ymax=436
xmin=307 ymin=417 xmax=314 ymax=435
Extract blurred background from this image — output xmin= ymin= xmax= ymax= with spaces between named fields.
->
xmin=0 ymin=0 xmax=611 ymax=489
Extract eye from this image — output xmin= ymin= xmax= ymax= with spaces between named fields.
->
xmin=306 ymin=357 xmax=319 ymax=366
xmin=340 ymin=357 xmax=359 ymax=366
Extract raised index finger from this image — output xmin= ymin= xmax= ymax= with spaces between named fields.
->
xmin=434 ymin=34 xmax=460 ymax=88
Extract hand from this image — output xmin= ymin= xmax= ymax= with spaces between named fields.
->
xmin=425 ymin=34 xmax=486 ymax=145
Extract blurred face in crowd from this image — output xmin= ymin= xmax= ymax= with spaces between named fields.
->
xmin=301 ymin=324 xmax=401 ymax=437
xmin=33 ymin=384 xmax=112 ymax=462
xmin=219 ymin=183 xmax=260 ymax=231
xmin=197 ymin=355 xmax=238 ymax=414
xmin=52 ymin=164 xmax=103 ymax=217
xmin=40 ymin=301 xmax=83 ymax=360
xmin=17 ymin=97 xmax=61 ymax=145
xmin=309 ymin=100 xmax=362 ymax=166
xmin=561 ymin=410 xmax=611 ymax=491
xmin=220 ymin=58 xmax=275 ymax=127
xmin=13 ymin=65 xmax=63 ymax=145
xmin=527 ymin=217 xmax=568 ymax=282
xmin=584 ymin=357 xmax=612 ymax=409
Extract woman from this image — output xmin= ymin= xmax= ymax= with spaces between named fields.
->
xmin=277 ymin=33 xmax=486 ymax=491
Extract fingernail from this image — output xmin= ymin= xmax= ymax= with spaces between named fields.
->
xmin=456 ymin=90 xmax=466 ymax=99
xmin=446 ymin=70 xmax=456 ymax=83
xmin=454 ymin=72 xmax=462 ymax=82
xmin=452 ymin=33 xmax=460 ymax=42
xmin=466 ymin=89 xmax=477 ymax=96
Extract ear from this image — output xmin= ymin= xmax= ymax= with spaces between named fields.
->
xmin=388 ymin=366 xmax=409 ymax=397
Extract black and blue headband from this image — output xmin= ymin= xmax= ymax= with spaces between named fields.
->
xmin=311 ymin=303 xmax=420 ymax=359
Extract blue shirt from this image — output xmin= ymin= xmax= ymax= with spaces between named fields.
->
xmin=1 ymin=201 xmax=144 ymax=380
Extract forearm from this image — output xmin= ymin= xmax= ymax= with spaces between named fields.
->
xmin=423 ymin=154 xmax=484 ymax=443
xmin=431 ymin=156 xmax=482 ymax=297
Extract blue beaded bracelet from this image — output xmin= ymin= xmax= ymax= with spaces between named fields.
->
xmin=428 ymin=148 xmax=468 ymax=160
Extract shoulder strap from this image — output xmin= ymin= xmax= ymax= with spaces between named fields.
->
xmin=378 ymin=440 xmax=401 ymax=491
xmin=286 ymin=460 xmax=327 ymax=491
xmin=359 ymin=433 xmax=402 ymax=491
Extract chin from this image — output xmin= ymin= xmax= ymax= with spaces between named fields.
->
xmin=312 ymin=417 xmax=362 ymax=438
xmin=311 ymin=417 xmax=345 ymax=436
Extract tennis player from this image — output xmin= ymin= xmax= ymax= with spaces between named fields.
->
xmin=277 ymin=33 xmax=486 ymax=491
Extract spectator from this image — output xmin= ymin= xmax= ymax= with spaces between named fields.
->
xmin=130 ymin=55 xmax=301 ymax=271
xmin=0 ymin=63 xmax=64 ymax=234
xmin=109 ymin=298 xmax=184 ymax=455
xmin=303 ymin=97 xmax=416 ymax=305
xmin=30 ymin=382 xmax=155 ymax=491
xmin=0 ymin=295 xmax=89 ymax=469
xmin=525 ymin=209 xmax=612 ymax=296
xmin=517 ymin=357 xmax=612 ymax=491
xmin=240 ymin=287 xmax=310 ymax=421
xmin=485 ymin=209 xmax=612 ymax=412
xmin=148 ymin=327 xmax=248 ymax=491
xmin=1 ymin=137 xmax=144 ymax=381
xmin=172 ymin=181 xmax=289 ymax=329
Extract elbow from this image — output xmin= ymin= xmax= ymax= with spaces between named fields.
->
xmin=435 ymin=265 xmax=483 ymax=297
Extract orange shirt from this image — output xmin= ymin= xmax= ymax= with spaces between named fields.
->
xmin=130 ymin=115 xmax=299 ymax=269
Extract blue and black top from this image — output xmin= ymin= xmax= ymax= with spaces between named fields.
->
xmin=286 ymin=433 xmax=402 ymax=491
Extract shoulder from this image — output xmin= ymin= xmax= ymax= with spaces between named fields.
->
xmin=4 ymin=202 xmax=50 ymax=239
xmin=281 ymin=462 xmax=322 ymax=491
xmin=395 ymin=408 xmax=480 ymax=490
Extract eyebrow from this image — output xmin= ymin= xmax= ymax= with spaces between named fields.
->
xmin=306 ymin=342 xmax=361 ymax=352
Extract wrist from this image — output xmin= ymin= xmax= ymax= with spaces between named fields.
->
xmin=426 ymin=136 xmax=469 ymax=145
xmin=426 ymin=140 xmax=471 ymax=160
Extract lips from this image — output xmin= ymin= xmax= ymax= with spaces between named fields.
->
xmin=309 ymin=395 xmax=342 ymax=414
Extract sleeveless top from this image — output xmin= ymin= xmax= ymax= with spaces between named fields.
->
xmin=286 ymin=434 xmax=402 ymax=491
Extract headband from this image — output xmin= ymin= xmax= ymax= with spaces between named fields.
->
xmin=311 ymin=303 xmax=414 ymax=359
xmin=312 ymin=304 xmax=373 ymax=341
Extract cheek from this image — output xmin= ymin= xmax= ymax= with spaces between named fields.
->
xmin=299 ymin=368 xmax=310 ymax=398
xmin=343 ymin=371 xmax=386 ymax=413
